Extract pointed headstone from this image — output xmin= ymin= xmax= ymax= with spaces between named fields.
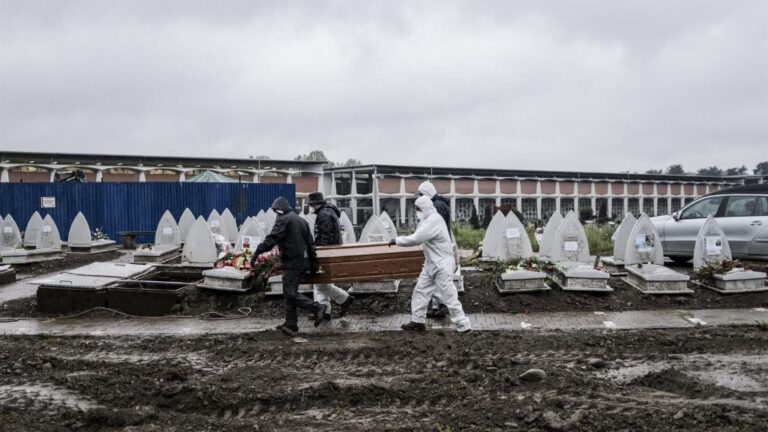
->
xmin=207 ymin=209 xmax=228 ymax=239
xmin=37 ymin=215 xmax=62 ymax=250
xmin=234 ymin=218 xmax=266 ymax=252
xmin=623 ymin=213 xmax=665 ymax=266
xmin=379 ymin=211 xmax=397 ymax=240
xmin=23 ymin=211 xmax=44 ymax=248
xmin=1 ymin=215 xmax=23 ymax=250
xmin=539 ymin=211 xmax=564 ymax=257
xmin=548 ymin=211 xmax=590 ymax=263
xmin=693 ymin=216 xmax=733 ymax=271
xmin=500 ymin=212 xmax=533 ymax=260
xmin=221 ymin=208 xmax=238 ymax=243
xmin=182 ymin=216 xmax=217 ymax=264
xmin=255 ymin=211 xmax=270 ymax=234
xmin=304 ymin=213 xmax=317 ymax=239
xmin=178 ymin=208 xmax=195 ymax=242
xmin=340 ymin=211 xmax=356 ymax=244
xmin=359 ymin=215 xmax=393 ymax=243
xmin=612 ymin=212 xmax=638 ymax=261
xmin=155 ymin=210 xmax=181 ymax=246
xmin=481 ymin=211 xmax=507 ymax=259
xmin=67 ymin=212 xmax=93 ymax=247
xmin=265 ymin=209 xmax=277 ymax=233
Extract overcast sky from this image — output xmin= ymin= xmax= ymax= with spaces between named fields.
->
xmin=1 ymin=1 xmax=766 ymax=172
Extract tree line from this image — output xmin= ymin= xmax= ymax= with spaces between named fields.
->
xmin=645 ymin=162 xmax=768 ymax=176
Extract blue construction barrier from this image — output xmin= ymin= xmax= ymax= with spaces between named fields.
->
xmin=0 ymin=182 xmax=295 ymax=244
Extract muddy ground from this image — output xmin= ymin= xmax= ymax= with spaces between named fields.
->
xmin=10 ymin=250 xmax=125 ymax=278
xmin=2 ymin=259 xmax=767 ymax=319
xmin=0 ymin=326 xmax=766 ymax=431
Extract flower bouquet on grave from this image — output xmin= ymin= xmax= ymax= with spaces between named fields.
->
xmin=249 ymin=249 xmax=282 ymax=291
xmin=506 ymin=256 xmax=557 ymax=275
xmin=692 ymin=259 xmax=743 ymax=282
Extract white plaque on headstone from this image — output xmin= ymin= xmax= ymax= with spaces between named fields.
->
xmin=505 ymin=228 xmax=521 ymax=239
xmin=3 ymin=227 xmax=11 ymax=234
xmin=241 ymin=236 xmax=261 ymax=251
xmin=163 ymin=227 xmax=173 ymax=235
xmin=705 ymin=236 xmax=722 ymax=256
xmin=368 ymin=234 xmax=386 ymax=243
xmin=43 ymin=226 xmax=52 ymax=233
xmin=564 ymin=241 xmax=578 ymax=252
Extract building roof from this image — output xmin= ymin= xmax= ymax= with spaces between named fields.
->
xmin=186 ymin=170 xmax=238 ymax=183
xmin=0 ymin=151 xmax=324 ymax=170
xmin=329 ymin=164 xmax=749 ymax=183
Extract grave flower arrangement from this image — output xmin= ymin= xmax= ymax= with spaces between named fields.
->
xmin=693 ymin=259 xmax=743 ymax=281
xmin=506 ymin=257 xmax=557 ymax=275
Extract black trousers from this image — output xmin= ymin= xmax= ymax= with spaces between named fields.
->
xmin=283 ymin=268 xmax=319 ymax=328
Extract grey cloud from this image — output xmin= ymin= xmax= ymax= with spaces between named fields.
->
xmin=0 ymin=0 xmax=765 ymax=172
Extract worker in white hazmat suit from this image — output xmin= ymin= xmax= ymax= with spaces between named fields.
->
xmin=388 ymin=196 xmax=471 ymax=332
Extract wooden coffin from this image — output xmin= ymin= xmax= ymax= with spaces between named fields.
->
xmin=305 ymin=242 xmax=424 ymax=283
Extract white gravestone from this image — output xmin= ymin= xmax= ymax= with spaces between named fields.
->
xmin=207 ymin=209 xmax=229 ymax=240
xmin=379 ymin=211 xmax=397 ymax=240
xmin=177 ymin=208 xmax=196 ymax=243
xmin=66 ymin=212 xmax=117 ymax=253
xmin=234 ymin=218 xmax=265 ymax=253
xmin=155 ymin=210 xmax=181 ymax=247
xmin=67 ymin=212 xmax=93 ymax=248
xmin=1 ymin=215 xmax=23 ymax=251
xmin=37 ymin=215 xmax=62 ymax=250
xmin=692 ymin=216 xmax=767 ymax=293
xmin=301 ymin=213 xmax=317 ymax=240
xmin=538 ymin=211 xmax=564 ymax=258
xmin=549 ymin=211 xmax=611 ymax=292
xmin=498 ymin=211 xmax=548 ymax=293
xmin=23 ymin=211 xmax=44 ymax=248
xmin=359 ymin=215 xmax=393 ymax=243
xmin=622 ymin=213 xmax=691 ymax=294
xmin=182 ymin=216 xmax=218 ymax=266
xmin=499 ymin=212 xmax=534 ymax=260
xmin=480 ymin=211 xmax=508 ymax=260
xmin=600 ymin=212 xmax=637 ymax=275
xmin=264 ymin=209 xmax=277 ymax=233
xmin=340 ymin=211 xmax=356 ymax=244
xmin=221 ymin=208 xmax=238 ymax=244
xmin=255 ymin=210 xmax=269 ymax=234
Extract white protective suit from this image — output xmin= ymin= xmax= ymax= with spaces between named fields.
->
xmin=396 ymin=196 xmax=470 ymax=331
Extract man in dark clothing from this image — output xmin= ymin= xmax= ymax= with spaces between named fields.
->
xmin=252 ymin=196 xmax=327 ymax=336
xmin=417 ymin=181 xmax=457 ymax=318
xmin=308 ymin=192 xmax=354 ymax=317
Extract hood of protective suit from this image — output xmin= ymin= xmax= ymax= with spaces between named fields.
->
xmin=415 ymin=196 xmax=436 ymax=218
xmin=271 ymin=196 xmax=293 ymax=215
xmin=417 ymin=181 xmax=437 ymax=198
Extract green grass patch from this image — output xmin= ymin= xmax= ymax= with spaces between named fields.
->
xmin=452 ymin=224 xmax=485 ymax=250
xmin=585 ymin=223 xmax=615 ymax=256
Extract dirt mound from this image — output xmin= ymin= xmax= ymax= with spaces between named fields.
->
xmin=630 ymin=368 xmax=736 ymax=399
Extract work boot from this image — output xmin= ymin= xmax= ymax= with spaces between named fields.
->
xmin=314 ymin=305 xmax=329 ymax=327
xmin=276 ymin=323 xmax=298 ymax=337
xmin=401 ymin=322 xmax=426 ymax=332
xmin=338 ymin=295 xmax=355 ymax=317
xmin=427 ymin=304 xmax=449 ymax=319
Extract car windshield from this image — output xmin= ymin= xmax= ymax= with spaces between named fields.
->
xmin=680 ymin=196 xmax=723 ymax=219
xmin=724 ymin=196 xmax=758 ymax=217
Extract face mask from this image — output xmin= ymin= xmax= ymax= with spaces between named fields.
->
xmin=416 ymin=210 xmax=424 ymax=221
xmin=309 ymin=207 xmax=315 ymax=214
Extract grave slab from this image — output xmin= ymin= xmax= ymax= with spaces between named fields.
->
xmin=549 ymin=211 xmax=611 ymax=291
xmin=693 ymin=216 xmax=767 ymax=293
xmin=133 ymin=211 xmax=182 ymax=263
xmin=499 ymin=270 xmax=550 ymax=293
xmin=623 ymin=264 xmax=693 ymax=294
xmin=66 ymin=213 xmax=117 ymax=254
xmin=551 ymin=262 xmax=612 ymax=292
xmin=200 ymin=267 xmax=253 ymax=292
xmin=265 ymin=274 xmax=313 ymax=296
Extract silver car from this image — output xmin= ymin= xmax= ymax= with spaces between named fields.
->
xmin=651 ymin=184 xmax=768 ymax=263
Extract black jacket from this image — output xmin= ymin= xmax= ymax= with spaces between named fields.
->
xmin=433 ymin=194 xmax=452 ymax=237
xmin=254 ymin=197 xmax=317 ymax=271
xmin=313 ymin=203 xmax=343 ymax=247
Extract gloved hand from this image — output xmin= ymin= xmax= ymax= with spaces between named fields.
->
xmin=388 ymin=239 xmax=396 ymax=247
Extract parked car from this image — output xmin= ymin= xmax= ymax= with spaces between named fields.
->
xmin=651 ymin=184 xmax=768 ymax=263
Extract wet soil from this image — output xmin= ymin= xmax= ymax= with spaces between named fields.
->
xmin=2 ymin=259 xmax=767 ymax=319
xmin=0 ymin=326 xmax=766 ymax=431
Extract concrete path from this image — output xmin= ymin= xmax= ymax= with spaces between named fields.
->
xmin=0 ymin=308 xmax=766 ymax=337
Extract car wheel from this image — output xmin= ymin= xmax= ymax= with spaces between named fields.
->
xmin=669 ymin=256 xmax=691 ymax=265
